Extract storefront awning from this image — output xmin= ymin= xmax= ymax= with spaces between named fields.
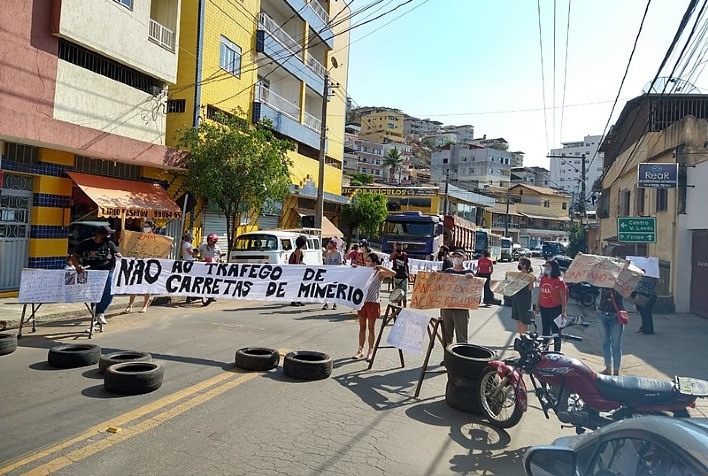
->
xmin=67 ymin=172 xmax=182 ymax=220
xmin=520 ymin=212 xmax=570 ymax=222
xmin=293 ymin=209 xmax=343 ymax=237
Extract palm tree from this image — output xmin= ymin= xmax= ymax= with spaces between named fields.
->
xmin=383 ymin=147 xmax=404 ymax=184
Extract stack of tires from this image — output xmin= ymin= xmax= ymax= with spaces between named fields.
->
xmin=0 ymin=333 xmax=18 ymax=356
xmin=444 ymin=343 xmax=497 ymax=414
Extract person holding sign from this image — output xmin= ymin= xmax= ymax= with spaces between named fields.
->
xmin=390 ymin=242 xmax=410 ymax=308
xmin=632 ymin=272 xmax=657 ymax=335
xmin=289 ymin=235 xmax=307 ymax=307
xmin=535 ymin=259 xmax=567 ymax=352
xmin=440 ymin=248 xmax=476 ymax=345
xmin=353 ymin=253 xmax=395 ymax=361
xmin=70 ymin=224 xmax=122 ymax=330
xmin=511 ymin=257 xmax=535 ymax=336
xmin=322 ymin=239 xmax=343 ymax=310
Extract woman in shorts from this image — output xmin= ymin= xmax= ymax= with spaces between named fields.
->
xmin=353 ymin=253 xmax=394 ymax=361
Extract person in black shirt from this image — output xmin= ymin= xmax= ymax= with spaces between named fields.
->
xmin=437 ymin=245 xmax=453 ymax=271
xmin=389 ymin=242 xmax=410 ymax=308
xmin=70 ymin=224 xmax=122 ymax=328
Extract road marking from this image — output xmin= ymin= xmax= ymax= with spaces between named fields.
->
xmin=0 ymin=350 xmax=287 ymax=475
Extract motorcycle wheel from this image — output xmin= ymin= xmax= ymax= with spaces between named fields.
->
xmin=580 ymin=293 xmax=595 ymax=307
xmin=478 ymin=366 xmax=524 ymax=429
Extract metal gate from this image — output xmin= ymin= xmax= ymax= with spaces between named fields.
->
xmin=202 ymin=211 xmax=228 ymax=246
xmin=0 ymin=174 xmax=33 ymax=291
xmin=690 ymin=231 xmax=708 ymax=318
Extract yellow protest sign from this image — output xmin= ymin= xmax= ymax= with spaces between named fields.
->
xmin=119 ymin=230 xmax=173 ymax=258
xmin=410 ymin=271 xmax=486 ymax=310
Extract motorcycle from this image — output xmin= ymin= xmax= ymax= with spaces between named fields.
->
xmin=567 ymin=282 xmax=599 ymax=307
xmin=477 ymin=331 xmax=708 ymax=434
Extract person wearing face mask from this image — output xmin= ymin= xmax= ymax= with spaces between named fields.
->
xmin=440 ymin=248 xmax=475 ymax=345
xmin=437 ymin=245 xmax=453 ymax=271
xmin=70 ymin=224 xmax=123 ymax=330
xmin=511 ymin=257 xmax=535 ymax=335
xmin=535 ymin=259 xmax=567 ymax=352
xmin=390 ymin=242 xmax=410 ymax=308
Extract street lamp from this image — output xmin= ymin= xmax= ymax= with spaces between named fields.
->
xmin=314 ymin=57 xmax=339 ymax=230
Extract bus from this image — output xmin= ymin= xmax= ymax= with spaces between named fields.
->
xmin=474 ymin=229 xmax=502 ymax=262
xmin=381 ymin=211 xmax=444 ymax=259
xmin=500 ymin=237 xmax=514 ymax=262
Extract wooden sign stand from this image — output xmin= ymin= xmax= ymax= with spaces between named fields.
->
xmin=17 ymin=302 xmax=101 ymax=339
xmin=367 ymin=304 xmax=406 ymax=370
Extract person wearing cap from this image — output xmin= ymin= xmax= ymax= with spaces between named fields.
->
xmin=440 ymin=248 xmax=475 ymax=345
xmin=70 ymin=224 xmax=122 ymax=329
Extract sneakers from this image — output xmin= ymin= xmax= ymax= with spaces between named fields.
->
xmin=322 ymin=304 xmax=329 ymax=310
xmin=353 ymin=347 xmax=365 ymax=359
xmin=97 ymin=313 xmax=107 ymax=325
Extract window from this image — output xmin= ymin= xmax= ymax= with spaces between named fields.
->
xmin=562 ymin=203 xmax=567 ymax=210
xmin=387 ymin=124 xmax=395 ymax=129
xmin=636 ymin=187 xmax=645 ymax=215
xmin=620 ymin=190 xmax=631 ymax=216
xmin=543 ymin=200 xmax=550 ymax=208
xmin=443 ymin=159 xmax=448 ymax=164
xmin=167 ymin=99 xmax=186 ymax=113
xmin=114 ymin=0 xmax=133 ymax=9
xmin=584 ymin=438 xmax=694 ymax=476
xmin=219 ymin=36 xmax=241 ymax=76
xmin=656 ymin=188 xmax=668 ymax=212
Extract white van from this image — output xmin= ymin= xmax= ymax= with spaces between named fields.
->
xmin=230 ymin=230 xmax=323 ymax=265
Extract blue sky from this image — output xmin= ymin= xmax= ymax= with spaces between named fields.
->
xmin=345 ymin=0 xmax=694 ymax=168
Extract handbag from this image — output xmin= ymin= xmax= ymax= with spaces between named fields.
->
xmin=632 ymin=293 xmax=651 ymax=308
xmin=610 ymin=290 xmax=629 ymax=326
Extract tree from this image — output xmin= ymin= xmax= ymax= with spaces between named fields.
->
xmin=567 ymin=221 xmax=587 ymax=258
xmin=383 ymin=147 xmax=404 ymax=184
xmin=340 ymin=190 xmax=388 ymax=247
xmin=177 ymin=110 xmax=295 ymax=258
xmin=348 ymin=172 xmax=375 ymax=185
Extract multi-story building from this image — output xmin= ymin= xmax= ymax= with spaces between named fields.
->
xmin=358 ymin=109 xmax=406 ymax=144
xmin=511 ymin=167 xmax=552 ymax=188
xmin=422 ymin=133 xmax=459 ymax=148
xmin=507 ymin=184 xmax=571 ymax=248
xmin=0 ymin=0 xmax=184 ymax=293
xmin=431 ymin=144 xmax=512 ymax=188
xmin=404 ymin=116 xmax=442 ymax=139
xmin=440 ymin=125 xmax=475 ymax=143
xmin=510 ymin=151 xmax=525 ymax=167
xmin=550 ymin=135 xmax=604 ymax=210
xmin=471 ymin=136 xmax=509 ymax=150
xmin=166 ymin=0 xmax=350 ymax=234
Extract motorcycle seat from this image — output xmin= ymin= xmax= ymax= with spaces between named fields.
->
xmin=596 ymin=374 xmax=676 ymax=404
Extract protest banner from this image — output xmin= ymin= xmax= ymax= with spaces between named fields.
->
xmin=19 ymin=269 xmax=109 ymax=303
xmin=119 ymin=230 xmax=173 ymax=258
xmin=111 ymin=258 xmax=374 ymax=310
xmin=627 ymin=256 xmax=660 ymax=278
xmin=564 ymin=253 xmax=643 ymax=298
xmin=409 ymin=271 xmax=485 ymax=310
xmin=386 ymin=308 xmax=431 ymax=354
xmin=492 ymin=271 xmax=537 ymax=296
xmin=375 ymin=252 xmax=476 ymax=275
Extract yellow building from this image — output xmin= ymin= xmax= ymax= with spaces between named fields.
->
xmin=166 ymin=0 xmax=350 ymax=238
xmin=502 ymin=184 xmax=571 ymax=248
xmin=359 ymin=110 xmax=406 ymax=144
xmin=341 ymin=186 xmax=441 ymax=216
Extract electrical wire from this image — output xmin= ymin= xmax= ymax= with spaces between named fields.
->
xmin=553 ymin=0 xmax=557 ymax=147
xmin=537 ymin=0 xmax=550 ymax=153
xmin=559 ymin=0 xmax=572 ymax=144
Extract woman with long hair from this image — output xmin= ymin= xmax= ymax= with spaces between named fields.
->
xmin=535 ymin=259 xmax=567 ymax=352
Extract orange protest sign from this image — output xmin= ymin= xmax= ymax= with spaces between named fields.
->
xmin=564 ymin=253 xmax=643 ymax=298
xmin=410 ymin=271 xmax=486 ymax=310
xmin=119 ymin=230 xmax=173 ymax=258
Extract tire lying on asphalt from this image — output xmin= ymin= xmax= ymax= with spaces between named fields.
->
xmin=283 ymin=351 xmax=332 ymax=381
xmin=444 ymin=343 xmax=498 ymax=379
xmin=48 ymin=344 xmax=101 ymax=368
xmin=445 ymin=381 xmax=483 ymax=415
xmin=234 ymin=347 xmax=280 ymax=371
xmin=0 ymin=333 xmax=18 ymax=356
xmin=104 ymin=362 xmax=164 ymax=395
xmin=98 ymin=351 xmax=153 ymax=374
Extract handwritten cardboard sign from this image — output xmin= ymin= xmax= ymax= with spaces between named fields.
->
xmin=386 ymin=308 xmax=431 ymax=354
xmin=492 ymin=271 xmax=537 ymax=296
xmin=19 ymin=269 xmax=109 ymax=303
xmin=564 ymin=253 xmax=644 ymax=298
xmin=119 ymin=230 xmax=174 ymax=258
xmin=409 ymin=271 xmax=486 ymax=310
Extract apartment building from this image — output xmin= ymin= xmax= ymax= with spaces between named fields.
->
xmin=431 ymin=144 xmax=512 ymax=188
xmin=358 ymin=109 xmax=406 ymax=144
xmin=511 ymin=166 xmax=552 ymax=188
xmin=0 ymin=0 xmax=183 ymax=293
xmin=508 ymin=184 xmax=571 ymax=248
xmin=550 ymin=135 xmax=604 ymax=209
xmin=166 ymin=0 xmax=350 ymax=234
xmin=403 ymin=116 xmax=442 ymax=139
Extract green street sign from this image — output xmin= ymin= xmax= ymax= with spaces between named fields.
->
xmin=617 ymin=217 xmax=656 ymax=243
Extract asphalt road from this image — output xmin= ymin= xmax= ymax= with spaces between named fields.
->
xmin=0 ymin=258 xmax=705 ymax=475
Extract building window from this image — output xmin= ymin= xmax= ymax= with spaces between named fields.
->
xmin=543 ymin=200 xmax=550 ymax=208
xmin=219 ymin=36 xmax=241 ymax=77
xmin=636 ymin=187 xmax=645 ymax=215
xmin=620 ymin=190 xmax=631 ymax=216
xmin=75 ymin=156 xmax=141 ymax=180
xmin=442 ymin=159 xmax=448 ymax=164
xmin=114 ymin=0 xmax=133 ymax=9
xmin=656 ymin=188 xmax=668 ymax=212
xmin=387 ymin=124 xmax=395 ymax=129
xmin=562 ymin=203 xmax=567 ymax=210
xmin=167 ymin=99 xmax=186 ymax=113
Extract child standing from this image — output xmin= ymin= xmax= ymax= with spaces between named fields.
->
xmin=354 ymin=253 xmax=395 ymax=361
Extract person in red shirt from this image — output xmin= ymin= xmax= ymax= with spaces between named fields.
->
xmin=535 ymin=259 xmax=567 ymax=352
xmin=476 ymin=251 xmax=496 ymax=305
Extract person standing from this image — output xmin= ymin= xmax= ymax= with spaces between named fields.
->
xmin=346 ymin=244 xmax=359 ymax=265
xmin=182 ymin=232 xmax=196 ymax=261
xmin=322 ymin=239 xmax=343 ymax=310
xmin=632 ymin=272 xmax=657 ymax=335
xmin=440 ymin=248 xmax=475 ymax=345
xmin=535 ymin=259 xmax=567 ymax=352
xmin=289 ymin=235 xmax=307 ymax=306
xmin=511 ymin=257 xmax=535 ymax=336
xmin=476 ymin=251 xmax=496 ymax=305
xmin=70 ymin=224 xmax=122 ymax=330
xmin=597 ymin=287 xmax=625 ymax=375
xmin=125 ymin=220 xmax=156 ymax=314
xmin=197 ymin=233 xmax=222 ymax=262
xmin=353 ymin=253 xmax=395 ymax=361
xmin=437 ymin=245 xmax=453 ymax=271
xmin=389 ymin=242 xmax=410 ymax=308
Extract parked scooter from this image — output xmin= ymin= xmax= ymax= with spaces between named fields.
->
xmin=567 ymin=282 xmax=599 ymax=307
xmin=477 ymin=330 xmax=708 ymax=434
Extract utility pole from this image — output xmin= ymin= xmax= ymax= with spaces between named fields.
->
xmin=443 ymin=168 xmax=450 ymax=215
xmin=580 ymin=153 xmax=587 ymax=225
xmin=315 ymin=71 xmax=331 ymax=230
xmin=504 ymin=190 xmax=510 ymax=237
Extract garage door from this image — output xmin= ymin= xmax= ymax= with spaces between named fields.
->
xmin=690 ymin=231 xmax=708 ymax=318
xmin=202 ymin=211 xmax=228 ymax=246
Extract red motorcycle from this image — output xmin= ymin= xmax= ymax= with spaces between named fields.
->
xmin=477 ymin=331 xmax=708 ymax=434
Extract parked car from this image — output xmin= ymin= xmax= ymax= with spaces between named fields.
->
xmin=542 ymin=241 xmax=566 ymax=259
xmin=519 ymin=248 xmax=532 ymax=258
xmin=552 ymin=254 xmax=574 ymax=272
xmin=530 ymin=245 xmax=543 ymax=257
xmin=524 ymin=416 xmax=708 ymax=476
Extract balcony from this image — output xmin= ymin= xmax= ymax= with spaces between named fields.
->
xmin=304 ymin=111 xmax=322 ymax=131
xmin=148 ymin=19 xmax=175 ymax=52
xmin=256 ymin=13 xmax=325 ymax=93
xmin=253 ymin=84 xmax=320 ymax=150
xmin=281 ymin=0 xmax=334 ymax=48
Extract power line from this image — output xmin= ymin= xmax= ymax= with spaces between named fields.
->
xmin=559 ymin=0 xmax=572 ymax=144
xmin=553 ymin=0 xmax=557 ymax=147
xmin=537 ymin=0 xmax=550 ymax=153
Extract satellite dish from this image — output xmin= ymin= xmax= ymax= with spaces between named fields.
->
xmin=389 ymin=288 xmax=404 ymax=304
xmin=642 ymin=77 xmax=700 ymax=94
xmin=331 ymin=57 xmax=339 ymax=69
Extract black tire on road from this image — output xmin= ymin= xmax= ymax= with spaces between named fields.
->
xmin=0 ymin=333 xmax=18 ymax=356
xmin=283 ymin=351 xmax=332 ymax=381
xmin=234 ymin=347 xmax=280 ymax=371
xmin=104 ymin=362 xmax=164 ymax=395
xmin=445 ymin=381 xmax=483 ymax=415
xmin=48 ymin=344 xmax=101 ymax=369
xmin=98 ymin=351 xmax=153 ymax=374
xmin=478 ymin=366 xmax=524 ymax=429
xmin=444 ymin=343 xmax=498 ymax=379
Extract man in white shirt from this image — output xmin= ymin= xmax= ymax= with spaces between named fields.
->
xmin=182 ymin=232 xmax=196 ymax=261
xmin=197 ymin=233 xmax=222 ymax=262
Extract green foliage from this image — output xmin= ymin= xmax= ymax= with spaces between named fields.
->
xmin=383 ymin=147 xmax=404 ymax=183
xmin=567 ymin=221 xmax=587 ymax=258
xmin=340 ymin=191 xmax=388 ymax=246
xmin=177 ymin=110 xmax=295 ymax=257
xmin=348 ymin=172 xmax=375 ymax=185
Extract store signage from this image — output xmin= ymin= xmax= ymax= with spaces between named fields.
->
xmin=637 ymin=163 xmax=678 ymax=188
xmin=617 ymin=217 xmax=656 ymax=243
xmin=342 ymin=186 xmax=438 ymax=197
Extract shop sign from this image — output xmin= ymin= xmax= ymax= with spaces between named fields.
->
xmin=342 ymin=186 xmax=438 ymax=197
xmin=637 ymin=163 xmax=678 ymax=188
xmin=98 ymin=206 xmax=182 ymax=220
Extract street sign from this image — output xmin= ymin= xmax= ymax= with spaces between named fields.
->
xmin=637 ymin=163 xmax=678 ymax=188
xmin=617 ymin=217 xmax=656 ymax=243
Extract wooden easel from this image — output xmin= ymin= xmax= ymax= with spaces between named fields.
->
xmin=367 ymin=304 xmax=406 ymax=370
xmin=17 ymin=302 xmax=100 ymax=339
